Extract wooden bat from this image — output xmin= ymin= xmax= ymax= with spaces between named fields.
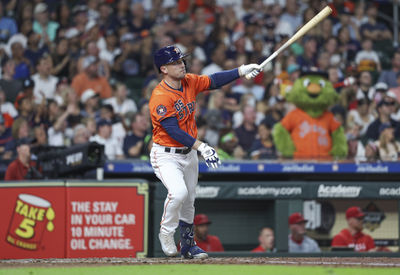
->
xmin=245 ymin=6 xmax=332 ymax=79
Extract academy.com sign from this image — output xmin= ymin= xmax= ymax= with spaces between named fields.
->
xmin=317 ymin=184 xmax=362 ymax=198
xmin=237 ymin=186 xmax=302 ymax=197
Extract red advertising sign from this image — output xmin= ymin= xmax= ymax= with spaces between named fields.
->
xmin=0 ymin=183 xmax=66 ymax=259
xmin=66 ymin=182 xmax=148 ymax=258
xmin=0 ymin=181 xmax=148 ymax=259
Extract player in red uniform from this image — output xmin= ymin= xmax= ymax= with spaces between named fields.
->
xmin=149 ymin=45 xmax=260 ymax=259
xmin=251 ymin=227 xmax=276 ymax=252
xmin=193 ymin=214 xmax=224 ymax=252
xmin=331 ymin=206 xmax=376 ymax=252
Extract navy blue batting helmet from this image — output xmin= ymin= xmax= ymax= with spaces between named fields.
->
xmin=153 ymin=45 xmax=188 ymax=72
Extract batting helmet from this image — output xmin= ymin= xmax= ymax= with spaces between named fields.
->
xmin=153 ymin=45 xmax=189 ymax=72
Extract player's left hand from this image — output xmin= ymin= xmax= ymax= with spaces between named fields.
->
xmin=198 ymin=143 xmax=221 ymax=169
xmin=238 ymin=64 xmax=261 ymax=79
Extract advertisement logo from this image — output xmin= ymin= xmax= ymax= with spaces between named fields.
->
xmin=317 ymin=184 xmax=362 ymax=198
xmin=6 ymin=194 xmax=55 ymax=250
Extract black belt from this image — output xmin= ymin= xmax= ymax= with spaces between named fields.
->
xmin=164 ymin=147 xmax=191 ymax=154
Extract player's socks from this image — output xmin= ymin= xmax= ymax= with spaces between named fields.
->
xmin=179 ymin=220 xmax=208 ymax=259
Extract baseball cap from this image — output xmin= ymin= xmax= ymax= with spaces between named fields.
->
xmin=34 ymin=3 xmax=47 ymax=15
xmin=82 ymin=56 xmax=99 ymax=70
xmin=65 ymin=28 xmax=80 ymax=39
xmin=346 ymin=206 xmax=365 ymax=219
xmin=22 ymin=78 xmax=34 ymax=89
xmin=80 ymin=89 xmax=98 ymax=104
xmin=375 ymin=82 xmax=388 ymax=91
xmin=287 ymin=64 xmax=300 ymax=74
xmin=289 ymin=212 xmax=308 ymax=225
xmin=97 ymin=119 xmax=112 ymax=128
xmin=194 ymin=214 xmax=211 ymax=225
xmin=16 ymin=137 xmax=33 ymax=147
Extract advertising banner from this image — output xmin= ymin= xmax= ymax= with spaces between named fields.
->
xmin=0 ymin=181 xmax=148 ymax=259
xmin=66 ymin=182 xmax=148 ymax=258
xmin=0 ymin=182 xmax=66 ymax=259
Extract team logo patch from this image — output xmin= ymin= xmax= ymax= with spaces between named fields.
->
xmin=156 ymin=104 xmax=167 ymax=116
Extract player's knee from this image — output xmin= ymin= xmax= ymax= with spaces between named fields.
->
xmin=171 ymin=188 xmax=188 ymax=204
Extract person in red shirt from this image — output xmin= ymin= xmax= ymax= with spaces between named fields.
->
xmin=331 ymin=206 xmax=376 ymax=252
xmin=193 ymin=214 xmax=224 ymax=252
xmin=4 ymin=138 xmax=37 ymax=180
xmin=251 ymin=227 xmax=276 ymax=252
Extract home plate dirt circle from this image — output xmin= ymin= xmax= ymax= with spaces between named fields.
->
xmin=1 ymin=257 xmax=400 ymax=268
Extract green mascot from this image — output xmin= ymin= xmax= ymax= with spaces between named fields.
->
xmin=272 ymin=70 xmax=348 ymax=159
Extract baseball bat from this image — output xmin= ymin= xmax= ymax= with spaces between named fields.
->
xmin=245 ymin=6 xmax=332 ymax=79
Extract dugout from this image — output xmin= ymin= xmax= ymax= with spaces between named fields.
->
xmin=152 ymin=180 xmax=400 ymax=256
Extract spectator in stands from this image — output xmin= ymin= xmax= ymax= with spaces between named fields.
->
xmin=250 ymin=123 xmax=276 ymax=160
xmin=71 ymin=55 xmax=112 ymax=99
xmin=346 ymin=98 xmax=374 ymax=136
xmin=103 ymin=82 xmax=137 ymax=116
xmin=99 ymin=28 xmax=121 ymax=67
xmin=288 ymin=212 xmax=320 ymax=253
xmin=355 ymin=38 xmax=381 ymax=72
xmin=32 ymin=54 xmax=58 ymax=104
xmin=364 ymin=141 xmax=379 ymax=162
xmin=50 ymin=37 xmax=72 ymax=79
xmin=0 ymin=58 xmax=22 ymax=104
xmin=232 ymin=76 xmax=265 ymax=101
xmin=355 ymin=71 xmax=374 ymax=105
xmin=112 ymin=33 xmax=142 ymax=80
xmin=90 ymin=118 xmax=124 ymax=160
xmin=79 ymin=88 xmax=100 ymax=120
xmin=33 ymin=3 xmax=59 ymax=43
xmin=72 ymin=124 xmax=90 ymax=145
xmin=364 ymin=99 xmax=400 ymax=143
xmin=0 ymin=2 xmax=17 ymax=43
xmin=378 ymin=51 xmax=400 ymax=88
xmin=375 ymin=123 xmax=400 ymax=161
xmin=360 ymin=3 xmax=392 ymax=42
xmin=217 ymin=130 xmax=245 ymax=160
xmin=296 ymin=36 xmax=318 ymax=71
xmin=4 ymin=138 xmax=38 ymax=180
xmin=332 ymin=6 xmax=360 ymax=41
xmin=277 ymin=0 xmax=302 ymax=37
xmin=11 ymin=41 xmax=32 ymax=80
xmin=337 ymin=26 xmax=360 ymax=64
xmin=123 ymin=112 xmax=149 ymax=159
xmin=193 ymin=214 xmax=224 ymax=252
xmin=251 ymin=227 xmax=276 ymax=253
xmin=24 ymin=31 xmax=49 ymax=69
xmin=234 ymin=104 xmax=258 ymax=155
xmin=3 ymin=117 xmax=30 ymax=160
xmin=99 ymin=104 xmax=126 ymax=150
xmin=331 ymin=206 xmax=376 ymax=252
xmin=47 ymin=104 xmax=74 ymax=147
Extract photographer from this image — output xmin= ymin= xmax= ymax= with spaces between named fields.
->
xmin=4 ymin=138 xmax=41 ymax=180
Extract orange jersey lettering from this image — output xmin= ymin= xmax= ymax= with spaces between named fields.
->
xmin=149 ymin=73 xmax=211 ymax=147
xmin=280 ymin=108 xmax=341 ymax=159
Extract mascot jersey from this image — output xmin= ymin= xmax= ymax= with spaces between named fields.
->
xmin=280 ymin=108 xmax=341 ymax=158
xmin=150 ymin=73 xmax=210 ymax=147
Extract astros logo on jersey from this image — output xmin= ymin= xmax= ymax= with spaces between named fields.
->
xmin=156 ymin=105 xmax=167 ymax=116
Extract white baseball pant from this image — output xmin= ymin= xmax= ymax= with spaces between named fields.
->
xmin=150 ymin=143 xmax=199 ymax=235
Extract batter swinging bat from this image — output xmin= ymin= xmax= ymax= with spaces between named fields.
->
xmin=245 ymin=6 xmax=332 ymax=80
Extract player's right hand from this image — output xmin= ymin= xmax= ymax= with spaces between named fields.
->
xmin=198 ymin=143 xmax=221 ymax=169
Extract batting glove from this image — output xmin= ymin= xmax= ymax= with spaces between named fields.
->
xmin=238 ymin=64 xmax=261 ymax=79
xmin=198 ymin=143 xmax=221 ymax=169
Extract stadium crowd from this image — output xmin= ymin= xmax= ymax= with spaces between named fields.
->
xmin=0 ymin=0 xmax=399 ymax=166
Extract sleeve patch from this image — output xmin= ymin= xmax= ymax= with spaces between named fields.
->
xmin=156 ymin=104 xmax=167 ymax=116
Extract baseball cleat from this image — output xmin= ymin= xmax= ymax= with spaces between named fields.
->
xmin=181 ymin=245 xmax=208 ymax=259
xmin=159 ymin=232 xmax=178 ymax=257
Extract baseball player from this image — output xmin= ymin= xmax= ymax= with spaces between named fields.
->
xmin=149 ymin=45 xmax=260 ymax=259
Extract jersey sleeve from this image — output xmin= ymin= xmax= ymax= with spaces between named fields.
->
xmin=149 ymin=93 xmax=176 ymax=122
xmin=185 ymin=73 xmax=211 ymax=96
xmin=280 ymin=110 xmax=296 ymax=132
xmin=366 ymin=235 xmax=376 ymax=251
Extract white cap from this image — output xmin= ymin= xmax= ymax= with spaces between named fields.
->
xmin=386 ymin=91 xmax=398 ymax=101
xmin=34 ymin=3 xmax=48 ymax=15
xmin=375 ymin=82 xmax=388 ymax=91
xmin=82 ymin=55 xmax=98 ymax=69
xmin=80 ymin=89 xmax=98 ymax=104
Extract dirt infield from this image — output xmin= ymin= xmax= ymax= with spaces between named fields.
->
xmin=1 ymin=257 xmax=400 ymax=268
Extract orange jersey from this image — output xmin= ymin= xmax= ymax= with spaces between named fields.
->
xmin=280 ymin=108 xmax=341 ymax=159
xmin=149 ymin=73 xmax=211 ymax=147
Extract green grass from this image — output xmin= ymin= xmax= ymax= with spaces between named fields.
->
xmin=0 ymin=265 xmax=399 ymax=275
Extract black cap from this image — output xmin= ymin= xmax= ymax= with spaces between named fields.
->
xmin=97 ymin=119 xmax=112 ymax=129
xmin=16 ymin=137 xmax=33 ymax=147
xmin=22 ymin=78 xmax=34 ymax=89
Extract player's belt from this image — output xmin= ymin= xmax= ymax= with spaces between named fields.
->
xmin=164 ymin=147 xmax=191 ymax=154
